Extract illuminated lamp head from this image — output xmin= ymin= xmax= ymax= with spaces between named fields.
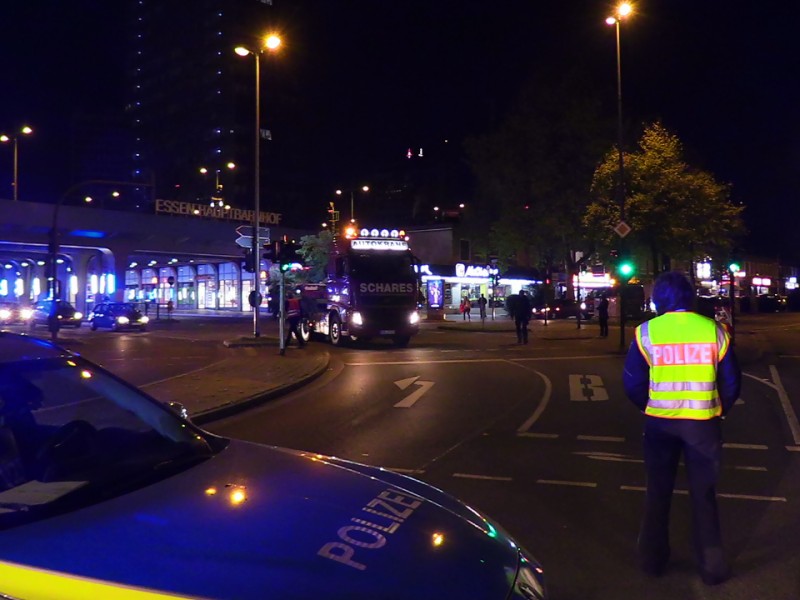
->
xmin=344 ymin=226 xmax=357 ymax=239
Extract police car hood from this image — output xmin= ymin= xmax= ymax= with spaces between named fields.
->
xmin=2 ymin=440 xmax=526 ymax=600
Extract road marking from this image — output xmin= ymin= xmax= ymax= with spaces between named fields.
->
xmin=733 ymin=465 xmax=768 ymax=472
xmin=387 ymin=468 xmax=426 ymax=475
xmin=393 ymin=376 xmax=435 ymax=408
xmin=574 ymin=451 xmax=643 ymax=463
xmin=515 ymin=367 xmax=552 ymax=432
xmin=537 ymin=479 xmax=597 ymax=488
xmin=577 ymin=434 xmax=625 ymax=443
xmin=787 ymin=446 xmax=800 ymax=452
xmin=621 ymin=486 xmax=786 ymax=502
xmin=723 ymin=443 xmax=768 ymax=450
xmin=517 ymin=432 xmax=559 ymax=439
xmin=453 ymin=473 xmax=513 ymax=482
xmin=344 ymin=354 xmax=617 ymax=366
xmin=769 ymin=364 xmax=800 ymax=446
xmin=569 ymin=374 xmax=609 ymax=401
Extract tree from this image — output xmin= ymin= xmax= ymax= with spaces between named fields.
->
xmin=464 ymin=68 xmax=611 ymax=298
xmin=585 ymin=122 xmax=745 ymax=281
xmin=296 ymin=230 xmax=334 ymax=283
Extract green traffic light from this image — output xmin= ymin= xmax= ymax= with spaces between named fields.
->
xmin=728 ymin=262 xmax=740 ymax=273
xmin=619 ymin=262 xmax=634 ymax=277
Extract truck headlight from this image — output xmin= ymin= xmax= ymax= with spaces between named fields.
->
xmin=409 ymin=311 xmax=420 ymax=325
xmin=351 ymin=311 xmax=363 ymax=326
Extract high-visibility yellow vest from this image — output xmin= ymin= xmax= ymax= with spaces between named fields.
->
xmin=634 ymin=311 xmax=731 ymax=420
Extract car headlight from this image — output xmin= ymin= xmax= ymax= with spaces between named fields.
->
xmin=351 ymin=311 xmax=363 ymax=326
xmin=20 ymin=308 xmax=33 ymax=320
xmin=73 ymin=312 xmax=83 ymax=320
xmin=117 ymin=316 xmax=130 ymax=325
xmin=580 ymin=302 xmax=586 ymax=310
xmin=511 ymin=554 xmax=548 ymax=599
xmin=409 ymin=311 xmax=420 ymax=325
xmin=0 ymin=309 xmax=10 ymax=320
xmin=140 ymin=315 xmax=149 ymax=324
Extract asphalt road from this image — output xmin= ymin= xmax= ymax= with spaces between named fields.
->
xmin=17 ymin=312 xmax=800 ymax=599
xmin=206 ymin=316 xmax=800 ymax=600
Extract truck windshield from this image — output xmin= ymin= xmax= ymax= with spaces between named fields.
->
xmin=349 ymin=252 xmax=415 ymax=281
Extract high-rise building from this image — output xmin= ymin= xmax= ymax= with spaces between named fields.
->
xmin=126 ymin=0 xmax=276 ymax=212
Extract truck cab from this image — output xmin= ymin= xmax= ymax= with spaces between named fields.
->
xmin=303 ymin=227 xmax=421 ymax=347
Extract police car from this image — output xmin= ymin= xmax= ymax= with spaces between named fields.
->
xmin=0 ymin=332 xmax=547 ymax=599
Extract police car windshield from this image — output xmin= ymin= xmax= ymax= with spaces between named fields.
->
xmin=349 ymin=252 xmax=415 ymax=281
xmin=0 ymin=357 xmax=220 ymax=530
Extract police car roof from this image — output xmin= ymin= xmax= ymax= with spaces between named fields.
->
xmin=0 ymin=332 xmax=69 ymax=364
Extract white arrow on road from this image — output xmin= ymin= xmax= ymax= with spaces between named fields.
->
xmin=394 ymin=376 xmax=435 ymax=408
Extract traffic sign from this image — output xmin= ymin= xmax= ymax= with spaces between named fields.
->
xmin=235 ymin=235 xmax=253 ymax=248
xmin=614 ymin=221 xmax=631 ymax=238
xmin=235 ymin=225 xmax=270 ymax=240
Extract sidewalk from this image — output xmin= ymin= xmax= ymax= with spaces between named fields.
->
xmin=141 ymin=312 xmax=762 ymax=425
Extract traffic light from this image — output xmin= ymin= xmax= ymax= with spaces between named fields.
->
xmin=262 ymin=241 xmax=279 ymax=262
xmin=617 ymin=258 xmax=635 ymax=282
xmin=728 ymin=262 xmax=741 ymax=274
xmin=278 ymin=241 xmax=301 ymax=272
xmin=242 ymin=249 xmax=255 ymax=273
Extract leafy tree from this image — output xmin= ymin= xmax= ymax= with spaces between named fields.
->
xmin=296 ymin=230 xmax=334 ymax=282
xmin=585 ymin=122 xmax=745 ymax=282
xmin=464 ymin=68 xmax=611 ymax=298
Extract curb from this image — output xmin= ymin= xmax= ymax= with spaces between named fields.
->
xmin=192 ymin=351 xmax=331 ymax=425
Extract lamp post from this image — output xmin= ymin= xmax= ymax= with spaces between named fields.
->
xmin=606 ymin=2 xmax=633 ymax=350
xmin=1 ymin=125 xmax=33 ymax=201
xmin=236 ymin=34 xmax=281 ymax=339
xmin=336 ymin=185 xmax=369 ymax=224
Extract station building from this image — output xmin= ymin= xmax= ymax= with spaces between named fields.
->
xmin=0 ymin=199 xmax=309 ymax=315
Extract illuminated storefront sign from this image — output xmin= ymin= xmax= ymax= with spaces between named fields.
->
xmin=155 ymin=199 xmax=282 ymax=225
xmin=752 ymin=277 xmax=772 ymax=286
xmin=455 ymin=263 xmax=490 ymax=278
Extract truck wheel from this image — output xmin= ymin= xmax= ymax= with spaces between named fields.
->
xmin=393 ymin=335 xmax=411 ymax=348
xmin=299 ymin=320 xmax=311 ymax=343
xmin=329 ymin=315 xmax=343 ymax=346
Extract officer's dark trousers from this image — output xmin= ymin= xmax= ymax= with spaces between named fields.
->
xmin=639 ymin=416 xmax=726 ymax=578
xmin=515 ymin=318 xmax=529 ymax=343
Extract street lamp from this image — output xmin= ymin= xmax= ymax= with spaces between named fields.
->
xmin=606 ymin=2 xmax=633 ymax=350
xmin=335 ymin=185 xmax=370 ymax=223
xmin=236 ymin=34 xmax=282 ymax=339
xmin=200 ymin=162 xmax=236 ymax=206
xmin=0 ymin=125 xmax=34 ymax=201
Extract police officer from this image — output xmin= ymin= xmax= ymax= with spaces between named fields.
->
xmin=623 ymin=271 xmax=741 ymax=585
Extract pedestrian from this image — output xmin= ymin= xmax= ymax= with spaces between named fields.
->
xmin=598 ymin=293 xmax=609 ymax=337
xmin=478 ymin=294 xmax=488 ymax=321
xmin=284 ymin=291 xmax=305 ymax=348
xmin=460 ymin=296 xmax=471 ymax=321
xmin=623 ymin=271 xmax=741 ymax=586
xmin=513 ymin=290 xmax=532 ymax=344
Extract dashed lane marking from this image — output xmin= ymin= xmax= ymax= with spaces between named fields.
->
xmin=453 ymin=473 xmax=513 ymax=482
xmin=517 ymin=432 xmax=559 ymax=439
xmin=577 ymin=434 xmax=626 ymax=443
xmin=537 ymin=479 xmax=597 ymax=488
xmin=387 ymin=468 xmax=426 ymax=475
xmin=734 ymin=465 xmax=768 ymax=472
xmin=621 ymin=486 xmax=787 ymax=503
xmin=724 ymin=443 xmax=769 ymax=450
xmin=788 ymin=446 xmax=800 ymax=452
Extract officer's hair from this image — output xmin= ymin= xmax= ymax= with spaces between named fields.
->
xmin=652 ymin=271 xmax=694 ymax=314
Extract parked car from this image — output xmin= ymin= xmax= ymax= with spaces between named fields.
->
xmin=89 ymin=302 xmax=149 ymax=331
xmin=29 ymin=300 xmax=82 ymax=330
xmin=0 ymin=332 xmax=548 ymax=599
xmin=0 ymin=300 xmax=33 ymax=326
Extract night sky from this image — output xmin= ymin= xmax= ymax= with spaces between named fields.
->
xmin=2 ymin=1 xmax=798 ymax=258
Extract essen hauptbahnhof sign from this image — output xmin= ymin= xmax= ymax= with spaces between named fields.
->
xmin=155 ymin=199 xmax=282 ymax=225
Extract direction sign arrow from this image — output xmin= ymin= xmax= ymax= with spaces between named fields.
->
xmin=394 ymin=376 xmax=435 ymax=408
xmin=235 ymin=235 xmax=253 ymax=248
xmin=236 ymin=225 xmax=270 ymax=238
